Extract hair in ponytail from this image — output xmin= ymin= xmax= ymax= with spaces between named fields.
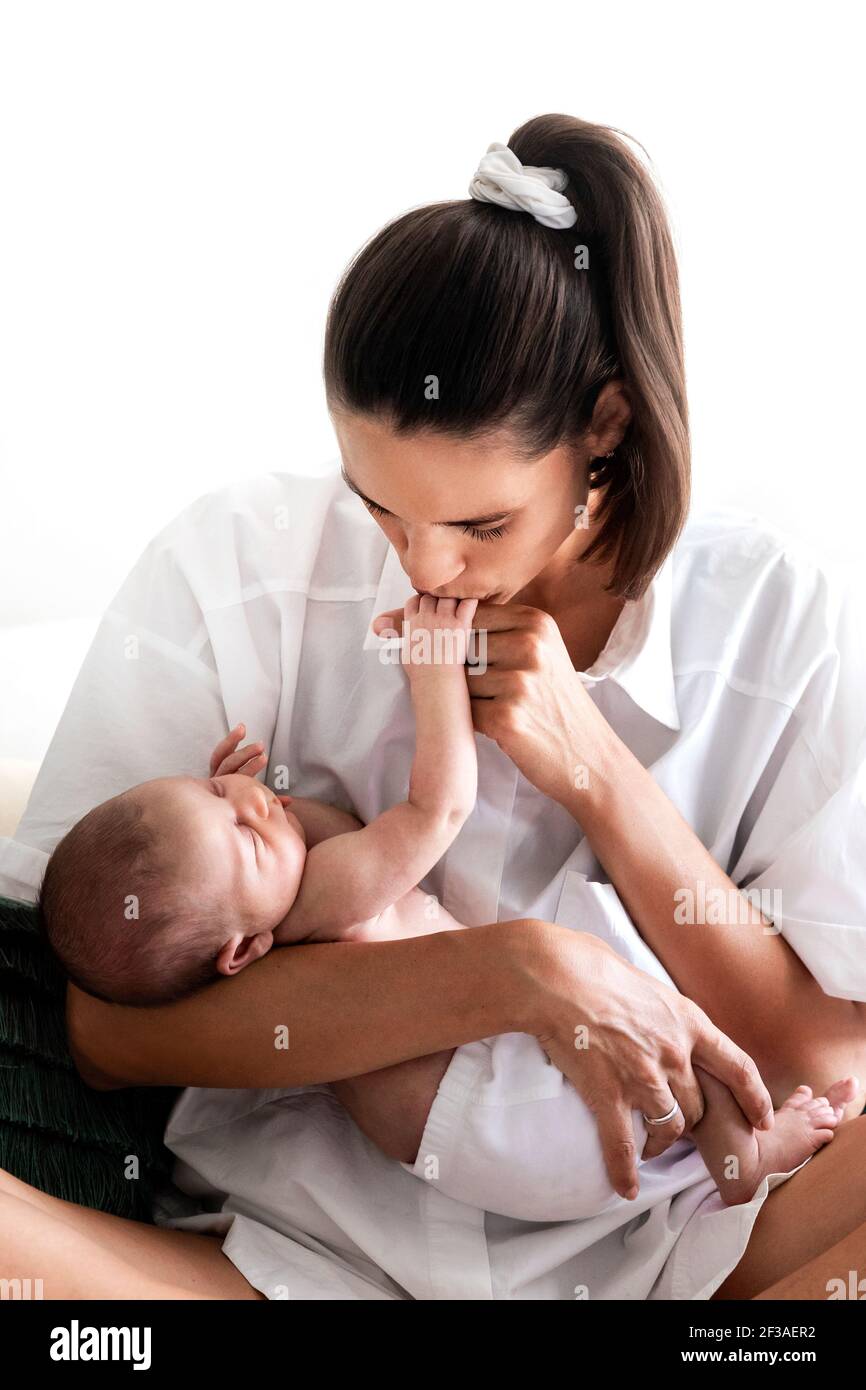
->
xmin=323 ymin=113 xmax=690 ymax=600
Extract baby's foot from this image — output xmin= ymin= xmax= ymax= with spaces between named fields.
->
xmin=718 ymin=1077 xmax=857 ymax=1206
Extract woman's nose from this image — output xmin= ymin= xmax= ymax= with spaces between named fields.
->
xmin=402 ymin=532 xmax=465 ymax=594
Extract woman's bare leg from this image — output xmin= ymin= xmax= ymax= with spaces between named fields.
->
xmin=712 ymin=1114 xmax=866 ymax=1299
xmin=752 ymin=1221 xmax=866 ymax=1299
xmin=0 ymin=1169 xmax=264 ymax=1300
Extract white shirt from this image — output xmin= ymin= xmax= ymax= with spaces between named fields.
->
xmin=3 ymin=468 xmax=865 ymax=1300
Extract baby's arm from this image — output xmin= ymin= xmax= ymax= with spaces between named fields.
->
xmin=278 ymin=595 xmax=479 ymax=943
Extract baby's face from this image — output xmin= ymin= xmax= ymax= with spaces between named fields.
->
xmin=132 ymin=773 xmax=308 ymax=939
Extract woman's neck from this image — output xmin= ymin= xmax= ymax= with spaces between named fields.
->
xmin=514 ymin=540 xmax=626 ymax=674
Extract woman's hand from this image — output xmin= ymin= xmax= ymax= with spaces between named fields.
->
xmin=67 ymin=906 xmax=772 ymax=1206
xmin=374 ymin=601 xmax=606 ymax=806
xmin=520 ymin=923 xmax=774 ymax=1199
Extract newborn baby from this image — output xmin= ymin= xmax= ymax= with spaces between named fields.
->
xmin=39 ymin=595 xmax=476 ymax=1006
xmin=38 ymin=594 xmax=855 ymax=1214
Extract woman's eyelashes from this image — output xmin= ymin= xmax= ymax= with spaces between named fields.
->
xmin=362 ymin=499 xmax=390 ymax=521
xmin=468 ymin=523 xmax=508 ymax=542
xmin=362 ymin=498 xmax=510 ymax=542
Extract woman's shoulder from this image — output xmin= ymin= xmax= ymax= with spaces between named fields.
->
xmin=670 ymin=506 xmax=865 ymax=699
xmin=137 ymin=464 xmax=389 ymax=603
xmin=677 ymin=505 xmax=838 ymax=581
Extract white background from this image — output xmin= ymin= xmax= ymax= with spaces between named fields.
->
xmin=0 ymin=0 xmax=863 ymax=760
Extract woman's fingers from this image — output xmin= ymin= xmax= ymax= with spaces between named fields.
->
xmin=692 ymin=1018 xmax=773 ymax=1131
xmin=638 ymin=1075 xmax=703 ymax=1159
xmin=535 ymin=932 xmax=772 ymax=1189
xmin=468 ymin=601 xmax=534 ymax=631
xmin=633 ymin=1081 xmax=686 ymax=1161
xmin=593 ymin=1102 xmax=641 ymax=1200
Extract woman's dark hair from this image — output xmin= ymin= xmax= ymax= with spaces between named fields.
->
xmin=323 ymin=113 xmax=690 ymax=600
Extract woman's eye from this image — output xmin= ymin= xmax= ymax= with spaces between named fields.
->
xmin=363 ymin=495 xmax=507 ymax=542
xmin=461 ymin=524 xmax=508 ymax=542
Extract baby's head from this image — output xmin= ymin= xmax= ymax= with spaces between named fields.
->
xmin=37 ymin=773 xmax=307 ymax=1006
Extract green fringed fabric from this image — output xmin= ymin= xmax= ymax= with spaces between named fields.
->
xmin=0 ymin=893 xmax=178 ymax=1222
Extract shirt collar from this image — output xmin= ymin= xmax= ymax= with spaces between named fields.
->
xmin=580 ymin=551 xmax=680 ymax=731
xmin=363 ymin=543 xmax=680 ymax=732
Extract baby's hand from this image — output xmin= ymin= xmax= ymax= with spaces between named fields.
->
xmin=401 ymin=594 xmax=479 ymax=675
xmin=209 ymin=723 xmax=268 ymax=778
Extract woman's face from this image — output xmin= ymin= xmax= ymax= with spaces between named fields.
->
xmin=331 ymin=411 xmax=598 ymax=603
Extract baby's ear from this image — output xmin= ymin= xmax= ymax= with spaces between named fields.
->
xmin=215 ymin=931 xmax=274 ymax=977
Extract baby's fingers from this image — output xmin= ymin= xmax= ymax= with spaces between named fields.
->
xmin=433 ymin=598 xmax=457 ymax=618
xmin=209 ymin=723 xmax=247 ymax=775
xmin=215 ymin=743 xmax=267 ymax=777
xmin=372 ymin=607 xmax=405 ymax=637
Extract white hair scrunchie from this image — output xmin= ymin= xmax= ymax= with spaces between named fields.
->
xmin=468 ymin=141 xmax=577 ymax=230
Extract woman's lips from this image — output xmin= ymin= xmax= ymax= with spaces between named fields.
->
xmin=425 ymin=590 xmax=497 ymax=601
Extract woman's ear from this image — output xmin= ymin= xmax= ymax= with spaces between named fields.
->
xmin=585 ymin=379 xmax=632 ymax=456
xmin=215 ymin=931 xmax=275 ymax=977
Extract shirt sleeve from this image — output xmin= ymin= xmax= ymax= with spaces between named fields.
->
xmin=730 ymin=577 xmax=866 ymax=1001
xmin=557 ymin=572 xmax=866 ymax=1006
xmin=0 ymin=521 xmax=227 ymax=902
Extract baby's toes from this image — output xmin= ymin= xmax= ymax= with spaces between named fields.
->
xmin=824 ymin=1076 xmax=859 ymax=1114
xmin=779 ymin=1085 xmax=813 ymax=1113
xmin=804 ymin=1098 xmax=839 ymax=1134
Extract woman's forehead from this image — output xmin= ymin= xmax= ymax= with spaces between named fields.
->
xmin=333 ymin=411 xmax=565 ymax=519
xmin=334 ymin=408 xmax=521 ymax=466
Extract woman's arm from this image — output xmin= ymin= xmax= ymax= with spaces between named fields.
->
xmin=67 ymin=921 xmax=539 ymax=1091
xmin=67 ymin=915 xmax=774 ymax=1200
xmin=570 ymin=730 xmax=866 ymax=1122
xmin=442 ymin=599 xmax=866 ymax=1131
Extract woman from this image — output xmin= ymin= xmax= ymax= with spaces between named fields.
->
xmin=2 ymin=113 xmax=866 ymax=1300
